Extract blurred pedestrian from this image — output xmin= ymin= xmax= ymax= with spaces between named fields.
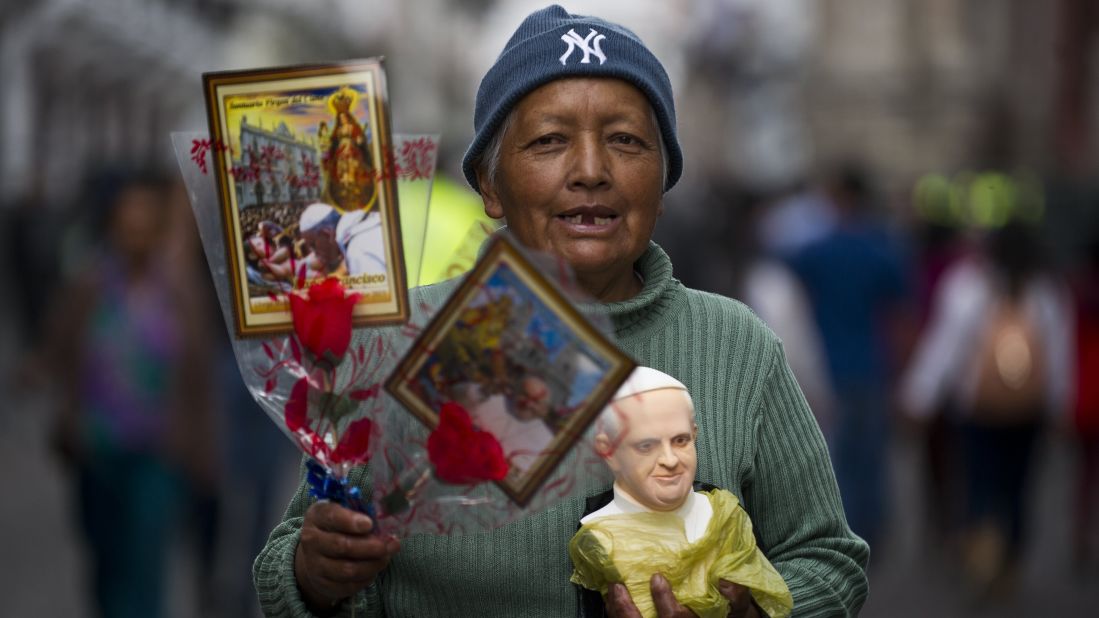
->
xmin=43 ymin=171 xmax=215 ymax=618
xmin=715 ymin=183 xmax=835 ymax=433
xmin=1070 ymin=235 xmax=1099 ymax=570
xmin=908 ymin=220 xmax=971 ymax=547
xmin=163 ymin=178 xmax=223 ymax=614
xmin=788 ymin=165 xmax=909 ymax=549
xmin=901 ymin=222 xmax=1072 ymax=596
xmin=3 ymin=179 xmax=58 ymax=351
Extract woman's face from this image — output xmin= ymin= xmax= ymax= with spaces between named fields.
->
xmin=480 ymin=78 xmax=664 ymax=286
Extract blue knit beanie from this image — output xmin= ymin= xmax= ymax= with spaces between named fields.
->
xmin=462 ymin=4 xmax=682 ymax=193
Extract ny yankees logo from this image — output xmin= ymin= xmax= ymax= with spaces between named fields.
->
xmin=559 ymin=28 xmax=607 ymax=65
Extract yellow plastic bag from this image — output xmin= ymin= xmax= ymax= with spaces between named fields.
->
xmin=569 ymin=489 xmax=792 ymax=618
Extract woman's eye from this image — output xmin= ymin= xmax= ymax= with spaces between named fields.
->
xmin=533 ymin=135 xmax=562 ymax=146
xmin=611 ymin=134 xmax=642 ymax=146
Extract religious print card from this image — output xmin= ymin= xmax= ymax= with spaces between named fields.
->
xmin=203 ymin=59 xmax=408 ymax=336
xmin=386 ymin=234 xmax=635 ymax=506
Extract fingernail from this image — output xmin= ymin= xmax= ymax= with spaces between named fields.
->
xmin=355 ymin=514 xmax=373 ymax=533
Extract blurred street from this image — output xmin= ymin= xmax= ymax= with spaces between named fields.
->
xmin=3 ymin=339 xmax=1096 ymax=617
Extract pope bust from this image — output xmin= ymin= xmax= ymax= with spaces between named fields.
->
xmin=569 ymin=367 xmax=793 ymax=618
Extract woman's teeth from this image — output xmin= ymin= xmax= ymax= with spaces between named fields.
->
xmin=562 ymin=214 xmax=614 ymax=225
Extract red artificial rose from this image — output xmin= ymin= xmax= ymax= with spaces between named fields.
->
xmin=285 ymin=377 xmax=310 ymax=432
xmin=289 ymin=277 xmax=361 ymax=362
xmin=427 ymin=402 xmax=509 ymax=484
xmin=331 ymin=417 xmax=374 ymax=464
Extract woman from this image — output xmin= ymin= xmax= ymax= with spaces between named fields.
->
xmin=255 ymin=6 xmax=868 ymax=617
xmin=46 ymin=173 xmax=214 ymax=618
xmin=900 ymin=223 xmax=1071 ymax=593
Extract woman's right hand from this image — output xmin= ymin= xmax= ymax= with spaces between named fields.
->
xmin=294 ymin=501 xmax=401 ymax=614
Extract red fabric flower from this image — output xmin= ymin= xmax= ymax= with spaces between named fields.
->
xmin=289 ymin=277 xmax=361 ymax=362
xmin=331 ymin=417 xmax=374 ymax=464
xmin=427 ymin=402 xmax=509 ymax=484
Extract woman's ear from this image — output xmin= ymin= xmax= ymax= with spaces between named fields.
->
xmin=477 ymin=170 xmax=506 ymax=220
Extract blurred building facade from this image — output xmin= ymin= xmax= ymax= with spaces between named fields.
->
xmin=676 ymin=0 xmax=1098 ymax=196
xmin=810 ymin=0 xmax=1096 ymax=185
xmin=1 ymin=0 xmax=1095 ymax=209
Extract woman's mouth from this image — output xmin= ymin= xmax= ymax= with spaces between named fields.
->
xmin=555 ymin=206 xmax=620 ymax=232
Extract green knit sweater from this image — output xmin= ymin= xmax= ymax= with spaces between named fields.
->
xmin=254 ymin=242 xmax=869 ymax=617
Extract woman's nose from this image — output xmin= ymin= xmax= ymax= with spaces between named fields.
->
xmin=568 ymin=134 xmax=610 ymax=191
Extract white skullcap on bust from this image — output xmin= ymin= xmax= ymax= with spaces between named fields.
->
xmin=599 ymin=367 xmax=693 ymax=439
xmin=611 ymin=366 xmax=689 ymax=402
xmin=299 ymin=202 xmax=336 ymax=232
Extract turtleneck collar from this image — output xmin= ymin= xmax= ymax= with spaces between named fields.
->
xmin=584 ymin=241 xmax=685 ymax=340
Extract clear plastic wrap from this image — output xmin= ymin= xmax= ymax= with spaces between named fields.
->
xmin=372 ymin=233 xmax=628 ymax=536
xmin=172 ymin=131 xmax=437 ymax=482
xmin=174 ymin=132 xmax=625 ymax=537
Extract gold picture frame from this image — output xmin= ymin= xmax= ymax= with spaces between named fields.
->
xmin=203 ymin=58 xmax=408 ymax=336
xmin=386 ymin=235 xmax=635 ymax=506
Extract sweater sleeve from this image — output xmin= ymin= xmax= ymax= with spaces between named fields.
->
xmin=743 ymin=340 xmax=870 ymax=617
xmin=253 ymin=461 xmax=384 ymax=617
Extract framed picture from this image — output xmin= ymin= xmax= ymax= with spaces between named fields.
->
xmin=386 ymin=235 xmax=636 ymax=506
xmin=203 ymin=58 xmax=408 ymax=336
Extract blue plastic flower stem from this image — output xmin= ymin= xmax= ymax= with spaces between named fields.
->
xmin=305 ymin=459 xmax=380 ymax=534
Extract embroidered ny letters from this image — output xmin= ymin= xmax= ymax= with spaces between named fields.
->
xmin=559 ymin=28 xmax=607 ymax=65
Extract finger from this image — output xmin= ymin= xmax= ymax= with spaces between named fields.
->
xmin=718 ymin=580 xmax=753 ymax=617
xmin=303 ymin=527 xmax=398 ymax=561
xmin=606 ymin=583 xmax=644 ymax=618
xmin=308 ymin=501 xmax=375 ymax=535
xmin=649 ymin=573 xmax=688 ymax=617
xmin=311 ymin=552 xmax=392 ymax=585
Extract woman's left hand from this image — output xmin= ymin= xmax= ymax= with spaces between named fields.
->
xmin=606 ymin=574 xmax=761 ymax=618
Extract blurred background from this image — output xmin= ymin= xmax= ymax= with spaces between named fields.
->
xmin=2 ymin=0 xmax=1098 ymax=616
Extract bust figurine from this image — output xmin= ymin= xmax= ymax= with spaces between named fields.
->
xmin=569 ymin=367 xmax=793 ymax=618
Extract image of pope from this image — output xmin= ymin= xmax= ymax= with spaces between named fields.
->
xmin=570 ymin=367 xmax=793 ymax=618
xmin=298 ymin=202 xmax=387 ymax=281
xmin=452 ymin=375 xmax=558 ymax=475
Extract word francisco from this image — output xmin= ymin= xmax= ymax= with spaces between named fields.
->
xmin=346 ymin=273 xmax=387 ymax=285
